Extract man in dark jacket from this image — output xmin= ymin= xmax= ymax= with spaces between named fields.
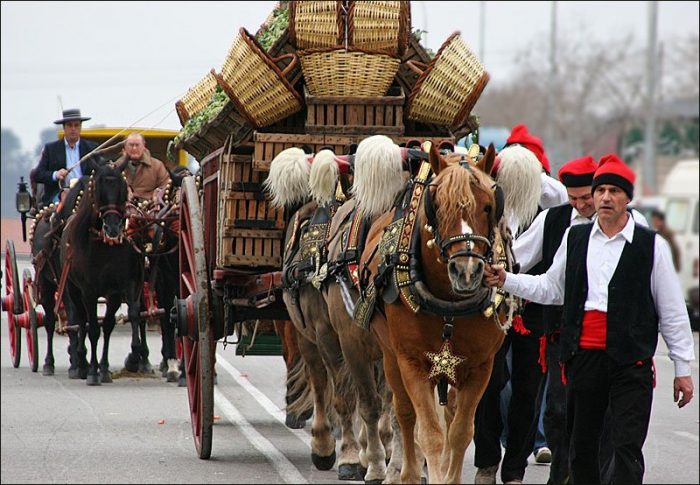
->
xmin=33 ymin=109 xmax=100 ymax=208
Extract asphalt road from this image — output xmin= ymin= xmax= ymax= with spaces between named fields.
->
xmin=2 ymin=255 xmax=698 ymax=484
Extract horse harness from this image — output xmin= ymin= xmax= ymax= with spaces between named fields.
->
xmin=354 ymin=159 xmax=512 ymax=330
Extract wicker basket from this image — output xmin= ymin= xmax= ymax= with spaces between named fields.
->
xmin=299 ymin=47 xmax=400 ymax=97
xmin=405 ymin=32 xmax=489 ymax=129
xmin=214 ymin=27 xmax=303 ymax=129
xmin=347 ymin=1 xmax=411 ymax=56
xmin=289 ymin=1 xmax=344 ymax=49
xmin=175 ymin=72 xmax=219 ymax=126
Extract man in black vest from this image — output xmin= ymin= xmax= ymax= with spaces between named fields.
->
xmin=484 ymin=154 xmax=695 ymax=485
xmin=510 ymin=155 xmax=599 ymax=484
xmin=33 ymin=109 xmax=100 ymax=208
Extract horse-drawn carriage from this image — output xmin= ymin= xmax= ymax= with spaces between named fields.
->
xmin=3 ymin=127 xmax=189 ymax=381
xmin=167 ymin=6 xmax=531 ymax=480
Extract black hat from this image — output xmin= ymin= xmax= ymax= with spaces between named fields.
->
xmin=54 ymin=108 xmax=91 ymax=125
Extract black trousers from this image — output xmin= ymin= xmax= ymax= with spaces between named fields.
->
xmin=474 ymin=317 xmax=545 ymax=483
xmin=566 ymin=350 xmax=653 ymax=485
xmin=543 ymin=335 xmax=569 ymax=485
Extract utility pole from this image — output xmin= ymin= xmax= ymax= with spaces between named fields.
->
xmin=546 ymin=1 xmax=558 ymax=166
xmin=644 ymin=1 xmax=658 ymax=194
xmin=479 ymin=1 xmax=486 ymax=63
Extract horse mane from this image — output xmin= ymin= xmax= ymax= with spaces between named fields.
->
xmin=432 ymin=162 xmax=494 ymax=238
xmin=351 ymin=135 xmax=404 ymax=218
xmin=308 ymin=149 xmax=338 ymax=206
xmin=494 ymin=145 xmax=542 ymax=233
xmin=63 ymin=175 xmax=98 ymax=248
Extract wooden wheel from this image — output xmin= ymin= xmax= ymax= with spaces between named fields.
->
xmin=178 ymin=176 xmax=214 ymax=460
xmin=4 ymin=240 xmax=22 ymax=368
xmin=22 ymin=269 xmax=40 ymax=373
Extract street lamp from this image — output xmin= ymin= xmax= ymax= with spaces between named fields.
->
xmin=16 ymin=177 xmax=32 ymax=242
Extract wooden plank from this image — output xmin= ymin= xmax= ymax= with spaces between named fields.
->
xmin=306 ymin=125 xmax=405 ymax=135
xmin=222 ymin=253 xmax=282 ymax=268
xmin=366 ymin=104 xmax=375 ymax=127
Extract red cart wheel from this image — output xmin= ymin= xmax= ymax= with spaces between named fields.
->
xmin=22 ymin=269 xmax=40 ymax=372
xmin=179 ymin=176 xmax=214 ymax=460
xmin=4 ymin=240 xmax=23 ymax=368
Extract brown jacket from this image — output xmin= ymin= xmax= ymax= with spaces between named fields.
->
xmin=118 ymin=150 xmax=170 ymax=200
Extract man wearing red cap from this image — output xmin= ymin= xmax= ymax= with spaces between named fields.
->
xmin=484 ymin=153 xmax=695 ymax=485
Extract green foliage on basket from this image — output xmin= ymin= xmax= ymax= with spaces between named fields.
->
xmin=256 ymin=4 xmax=289 ymax=51
xmin=173 ymin=88 xmax=228 ymax=148
xmin=412 ymin=28 xmax=436 ymax=59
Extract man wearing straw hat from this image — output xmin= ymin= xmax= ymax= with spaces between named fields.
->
xmin=33 ymin=108 xmax=100 ymax=208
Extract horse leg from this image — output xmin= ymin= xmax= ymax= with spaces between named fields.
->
xmin=156 ymin=264 xmax=179 ymax=382
xmin=384 ymin=402 xmax=404 ymax=484
xmin=98 ymin=295 xmax=121 ymax=383
xmin=442 ymin=365 xmax=493 ymax=483
xmin=65 ymin=283 xmax=88 ymax=379
xmin=396 ymin=354 xmax=445 ymax=483
xmin=137 ymin=309 xmax=152 ymax=374
xmin=341 ymin=335 xmax=387 ymax=483
xmin=40 ymin=278 xmax=57 ymax=376
xmin=296 ymin=334 xmax=337 ymax=470
xmin=275 ymin=319 xmax=313 ymax=428
xmin=84 ymin=294 xmax=101 ymax=386
xmin=382 ymin=347 xmax=422 ymax=484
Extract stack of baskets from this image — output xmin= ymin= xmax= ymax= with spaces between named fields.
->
xmin=405 ymin=32 xmax=489 ymax=131
xmin=291 ymin=0 xmax=409 ymax=97
xmin=214 ymin=27 xmax=303 ymax=128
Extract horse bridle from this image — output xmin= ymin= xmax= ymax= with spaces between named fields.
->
xmin=422 ymin=157 xmax=503 ymax=265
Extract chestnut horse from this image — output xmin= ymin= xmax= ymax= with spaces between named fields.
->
xmin=360 ymin=144 xmax=520 ymax=483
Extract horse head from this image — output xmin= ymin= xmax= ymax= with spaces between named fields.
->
xmin=420 ymin=143 xmax=500 ymax=297
xmin=91 ymin=161 xmax=129 ymax=244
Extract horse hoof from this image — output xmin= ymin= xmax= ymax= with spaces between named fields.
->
xmin=124 ymin=355 xmax=139 ymax=373
xmin=178 ymin=376 xmax=187 ymax=387
xmin=366 ymin=479 xmax=384 ymax=485
xmin=138 ymin=362 xmax=153 ymax=374
xmin=357 ymin=466 xmax=368 ymax=480
xmin=101 ymin=370 xmax=113 ymax=384
xmin=42 ymin=365 xmax=55 ymax=376
xmin=86 ymin=374 xmax=101 ymax=386
xmin=299 ymin=407 xmax=313 ymax=422
xmin=311 ymin=451 xmax=336 ymax=471
xmin=338 ymin=463 xmax=360 ymax=481
xmin=68 ymin=367 xmax=80 ymax=379
xmin=79 ymin=367 xmax=89 ymax=380
xmin=159 ymin=359 xmax=167 ymax=374
xmin=285 ymin=413 xmax=306 ymax=429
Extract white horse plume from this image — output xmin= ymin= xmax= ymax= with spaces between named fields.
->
xmin=351 ymin=135 xmax=404 ymax=218
xmin=263 ymin=147 xmax=311 ymax=208
xmin=495 ymin=144 xmax=542 ymax=234
xmin=308 ymin=149 xmax=339 ymax=206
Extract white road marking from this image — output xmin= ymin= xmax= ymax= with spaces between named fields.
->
xmin=214 ymin=387 xmax=308 ymax=484
xmin=216 ymin=352 xmax=311 ymax=449
xmin=673 ymin=431 xmax=699 ymax=442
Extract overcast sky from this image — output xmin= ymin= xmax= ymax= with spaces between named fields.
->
xmin=1 ymin=1 xmax=698 ymax=154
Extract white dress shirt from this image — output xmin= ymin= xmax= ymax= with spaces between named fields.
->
xmin=540 ymin=173 xmax=568 ymax=209
xmin=503 ymin=213 xmax=695 ymax=377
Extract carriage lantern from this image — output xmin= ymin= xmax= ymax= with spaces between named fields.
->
xmin=16 ymin=177 xmax=31 ymax=242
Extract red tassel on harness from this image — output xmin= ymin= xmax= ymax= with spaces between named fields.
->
xmin=538 ymin=335 xmax=547 ymax=374
xmin=560 ymin=362 xmax=568 ymax=385
xmin=512 ymin=314 xmax=530 ymax=335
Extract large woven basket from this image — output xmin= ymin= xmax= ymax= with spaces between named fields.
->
xmin=347 ymin=1 xmax=411 ymax=56
xmin=289 ymin=1 xmax=344 ymax=49
xmin=214 ymin=28 xmax=303 ymax=128
xmin=299 ymin=47 xmax=400 ymax=97
xmin=175 ymin=72 xmax=218 ymax=126
xmin=405 ymin=32 xmax=489 ymax=130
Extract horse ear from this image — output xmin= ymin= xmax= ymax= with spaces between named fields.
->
xmin=428 ymin=142 xmax=447 ymax=175
xmin=115 ymin=155 xmax=129 ymax=173
xmin=476 ymin=143 xmax=496 ymax=176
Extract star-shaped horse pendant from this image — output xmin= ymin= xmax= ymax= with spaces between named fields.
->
xmin=425 ymin=341 xmax=466 ymax=385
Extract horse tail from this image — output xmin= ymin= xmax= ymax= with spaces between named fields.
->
xmin=351 ymin=135 xmax=404 ymax=218
xmin=263 ymin=147 xmax=310 ymax=209
xmin=494 ymin=145 xmax=542 ymax=233
xmin=285 ymin=355 xmax=314 ymax=420
xmin=308 ymin=149 xmax=339 ymax=206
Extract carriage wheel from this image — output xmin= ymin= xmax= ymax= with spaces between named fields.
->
xmin=179 ymin=176 xmax=214 ymax=460
xmin=22 ymin=269 xmax=40 ymax=373
xmin=4 ymin=240 xmax=22 ymax=368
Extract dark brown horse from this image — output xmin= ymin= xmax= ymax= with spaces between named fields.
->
xmin=59 ymin=159 xmax=146 ymax=385
xmin=359 ymin=144 xmax=520 ymax=483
